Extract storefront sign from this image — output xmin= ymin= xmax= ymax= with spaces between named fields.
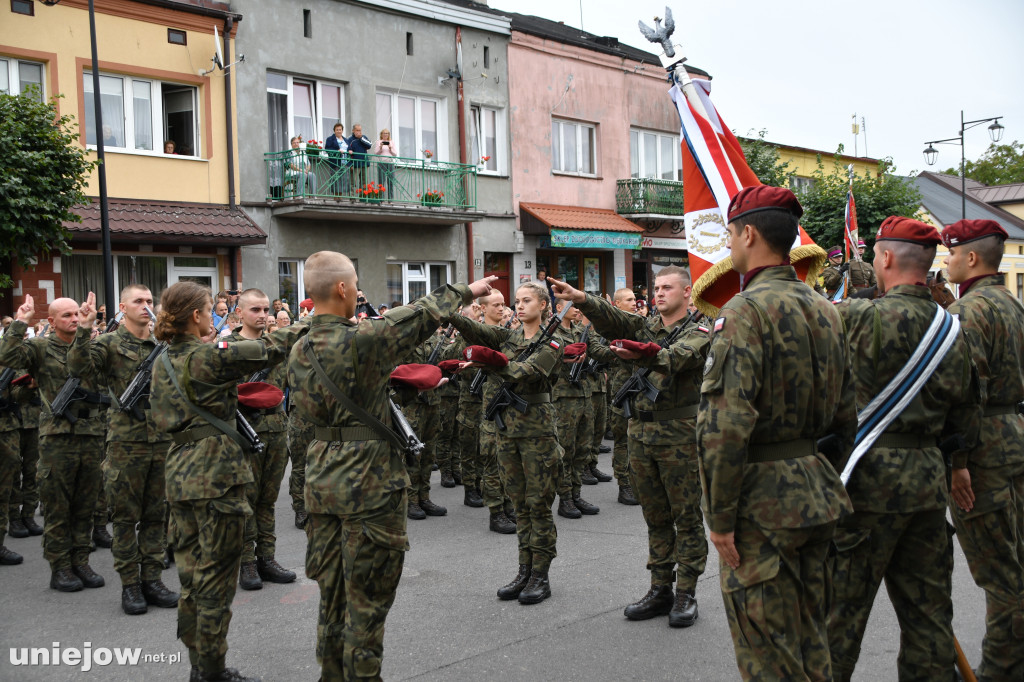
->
xmin=640 ymin=235 xmax=688 ymax=251
xmin=549 ymin=229 xmax=641 ymax=250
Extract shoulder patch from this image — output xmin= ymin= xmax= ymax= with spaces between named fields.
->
xmin=217 ymin=341 xmax=229 ymax=349
xmin=713 ymin=317 xmax=726 ymax=333
xmin=697 ymin=325 xmax=710 ymax=334
xmin=549 ymin=340 xmax=560 ymax=350
xmin=703 ymin=351 xmax=715 ymax=375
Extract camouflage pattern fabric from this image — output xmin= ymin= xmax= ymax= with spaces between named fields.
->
xmin=10 ymin=378 xmax=40 ymax=520
xmin=552 ymin=322 xmax=592 ymax=498
xmin=434 ymin=334 xmax=462 ymax=476
xmin=697 ymin=266 xmax=856 ymax=682
xmin=947 ymin=274 xmax=1024 ymax=680
xmin=606 ymin=358 xmax=632 ymax=484
xmin=586 ymin=366 xmax=607 ymax=466
xmin=37 ymin=433 xmax=104 ymax=569
xmin=478 ymin=427 xmax=506 ymax=512
xmin=287 ymin=412 xmax=316 ymax=514
xmin=394 ymin=332 xmax=443 ymax=504
xmin=0 ymin=407 xmax=19 ymax=544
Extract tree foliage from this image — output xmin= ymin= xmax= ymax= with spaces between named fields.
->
xmin=945 ymin=140 xmax=1024 ymax=186
xmin=739 ymin=129 xmax=793 ymax=188
xmin=0 ymin=90 xmax=96 ymax=290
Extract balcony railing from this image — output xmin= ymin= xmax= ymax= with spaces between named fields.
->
xmin=265 ymin=148 xmax=477 ymax=209
xmin=615 ymin=178 xmax=685 ymax=216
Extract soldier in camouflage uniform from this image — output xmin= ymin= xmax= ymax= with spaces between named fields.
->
xmin=435 ymin=330 xmax=462 ymax=489
xmin=581 ymin=317 xmax=613 ymax=485
xmin=68 ymin=286 xmax=179 ymax=615
xmin=227 ymin=289 xmax=297 ymax=590
xmin=7 ymin=372 xmax=42 ymax=538
xmin=697 ymin=187 xmax=856 ymax=680
xmin=552 ymin=267 xmax=710 ymax=628
xmin=0 ymin=295 xmax=109 ymax=592
xmin=830 ymin=216 xmax=980 ymax=682
xmin=151 ymin=281 xmax=307 ymax=682
xmin=942 ymin=219 xmax=1024 ymax=681
xmin=449 ymin=281 xmax=563 ymax=605
xmin=606 ymin=288 xmax=640 ymax=505
xmin=0 ymin=370 xmax=23 ymax=565
xmin=288 ymin=251 xmax=491 ymax=679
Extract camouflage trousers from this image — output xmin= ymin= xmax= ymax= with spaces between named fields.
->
xmin=404 ymin=401 xmax=439 ymax=504
xmin=435 ymin=397 xmax=460 ymax=474
xmin=168 ymin=486 xmax=249 ymax=677
xmin=95 ymin=474 xmax=109 ymax=526
xmin=478 ymin=428 xmax=507 ymax=512
xmin=588 ymin=390 xmax=607 ymax=466
xmin=828 ymin=508 xmax=954 ymax=682
xmin=609 ymin=410 xmax=629 ymax=484
xmin=0 ymin=426 xmax=19 ymax=543
xmin=457 ymin=400 xmax=483 ymax=488
xmin=37 ymin=433 xmax=104 ymax=569
xmin=555 ymin=396 xmax=593 ymax=497
xmin=722 ymin=519 xmax=836 ymax=682
xmin=8 ymin=427 xmax=39 ymax=520
xmin=629 ymin=435 xmax=707 ymax=589
xmin=103 ymin=440 xmax=168 ymax=585
xmin=288 ymin=413 xmax=316 ymax=513
xmin=242 ymin=430 xmax=289 ymax=563
xmin=496 ymin=434 xmax=560 ymax=572
xmin=951 ymin=462 xmax=1024 ymax=682
xmin=305 ymin=490 xmax=409 ymax=682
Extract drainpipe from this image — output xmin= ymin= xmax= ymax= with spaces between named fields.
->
xmin=223 ymin=17 xmax=236 ymax=211
xmin=456 ymin=26 xmax=474 ymax=281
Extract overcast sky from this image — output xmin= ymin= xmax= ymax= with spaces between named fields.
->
xmin=489 ymin=0 xmax=1024 ymax=178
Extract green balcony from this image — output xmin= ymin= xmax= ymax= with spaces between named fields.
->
xmin=615 ymin=178 xmax=685 ymax=216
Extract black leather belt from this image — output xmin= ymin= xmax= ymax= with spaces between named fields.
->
xmin=636 ymin=405 xmax=699 ymax=422
xmin=983 ymin=404 xmax=1020 ymax=417
xmin=747 ymin=438 xmax=817 ymax=463
xmin=520 ymin=393 xmax=551 ymax=405
xmin=313 ymin=426 xmax=382 ymax=442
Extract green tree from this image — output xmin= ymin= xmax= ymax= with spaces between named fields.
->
xmin=739 ymin=129 xmax=793 ymax=187
xmin=945 ymin=140 xmax=1024 ymax=186
xmin=798 ymin=152 xmax=922 ymax=258
xmin=0 ymin=90 xmax=96 ymax=291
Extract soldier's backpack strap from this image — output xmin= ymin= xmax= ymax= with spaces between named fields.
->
xmin=159 ymin=352 xmax=249 ymax=452
xmin=301 ymin=336 xmax=406 ymax=452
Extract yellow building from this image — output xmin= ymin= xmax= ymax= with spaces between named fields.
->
xmin=2 ymin=0 xmax=262 ymax=314
xmin=760 ymin=139 xmax=881 ymax=192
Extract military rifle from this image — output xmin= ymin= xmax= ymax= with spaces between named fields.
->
xmin=235 ymin=410 xmax=264 ymax=454
xmin=425 ymin=324 xmax=456 ymax=365
xmin=389 ymin=398 xmax=424 ymax=466
xmin=611 ymin=309 xmax=700 ymax=420
xmin=50 ymin=377 xmax=110 ymax=424
xmin=568 ymin=322 xmax=592 ymax=387
xmin=0 ymin=367 xmax=17 ymax=413
xmin=484 ymin=301 xmax=573 ymax=431
xmin=468 ymin=316 xmax=515 ymax=396
xmin=104 ymin=311 xmax=125 ymax=334
xmin=247 ymin=367 xmax=271 ymax=383
xmin=118 ymin=342 xmax=167 ymax=421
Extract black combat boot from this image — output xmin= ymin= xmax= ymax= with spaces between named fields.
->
xmin=440 ymin=469 xmax=456 ymax=488
xmin=668 ymin=588 xmax=698 ymax=627
xmin=121 ymin=584 xmax=148 ymax=615
xmin=590 ymin=464 xmax=613 ymax=482
xmin=196 ymin=667 xmax=262 ymax=681
xmin=419 ymin=499 xmax=447 ymax=517
xmin=503 ymin=501 xmax=517 ymax=523
xmin=257 ymin=557 xmax=296 ymax=584
xmin=518 ymin=568 xmax=551 ymax=605
xmin=142 ymin=579 xmax=180 ymax=607
xmin=463 ymin=487 xmax=484 ymax=508
xmin=8 ymin=518 xmax=29 ymax=538
xmin=72 ymin=563 xmax=105 ymax=588
xmin=407 ymin=501 xmax=427 ymax=520
xmin=294 ymin=510 xmax=308 ymax=529
xmin=1 ymin=545 xmax=24 ymax=565
xmin=22 ymin=516 xmax=43 ymax=536
xmin=452 ymin=470 xmax=463 ymax=486
xmin=496 ymin=564 xmax=531 ymax=600
xmin=163 ymin=547 xmax=174 ymax=569
xmin=572 ymin=492 xmax=599 ymax=515
xmin=50 ymin=567 xmax=83 ymax=591
xmin=557 ymin=496 xmax=582 ymax=519
xmin=489 ymin=511 xmax=516 ymax=534
xmin=580 ymin=466 xmax=598 ymax=485
xmin=623 ymin=584 xmax=674 ymax=620
xmin=617 ymin=484 xmax=640 ymax=506
xmin=599 ymin=444 xmax=612 ymax=453
xmin=92 ymin=524 xmax=113 ymax=549
xmin=238 ymin=561 xmax=262 ymax=590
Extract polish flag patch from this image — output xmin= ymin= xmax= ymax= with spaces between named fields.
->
xmin=697 ymin=325 xmax=710 ymax=334
xmin=217 ymin=341 xmax=230 ymax=349
xmin=713 ymin=318 xmax=726 ymax=333
xmin=549 ymin=340 xmax=560 ymax=350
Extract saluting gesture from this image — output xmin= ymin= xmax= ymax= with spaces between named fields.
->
xmin=15 ymin=293 xmax=35 ymax=324
xmin=79 ymin=291 xmax=98 ymax=326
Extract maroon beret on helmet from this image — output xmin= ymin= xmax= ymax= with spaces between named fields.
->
xmin=300 ymin=298 xmax=314 ymax=311
xmin=612 ymin=339 xmax=662 ymax=357
xmin=875 ymin=216 xmax=942 ymax=246
xmin=563 ymin=342 xmax=587 ymax=359
xmin=437 ymin=359 xmax=463 ymax=374
xmin=727 ymin=185 xmax=803 ymax=224
xmin=941 ymin=219 xmax=1008 ymax=248
xmin=237 ymin=381 xmax=285 ymax=409
xmin=11 ymin=373 xmax=32 ymax=387
xmin=390 ymin=363 xmax=442 ymax=390
xmin=463 ymin=345 xmax=509 ymax=368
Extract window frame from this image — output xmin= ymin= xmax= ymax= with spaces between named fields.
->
xmin=470 ymin=103 xmax=506 ymax=175
xmin=551 ymin=118 xmax=597 ymax=177
xmin=376 ymin=90 xmax=447 ymax=162
xmin=0 ymin=56 xmax=45 ymax=101
xmin=11 ymin=0 xmax=33 ymax=16
xmin=266 ymin=72 xmax=346 ymax=150
xmin=629 ymin=128 xmax=681 ymax=181
xmin=386 ymin=260 xmax=452 ymax=305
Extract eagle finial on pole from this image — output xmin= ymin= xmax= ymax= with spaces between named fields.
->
xmin=638 ymin=6 xmax=676 ymax=58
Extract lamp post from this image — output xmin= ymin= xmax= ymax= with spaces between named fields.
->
xmin=923 ymin=110 xmax=1005 ymax=221
xmin=41 ymin=0 xmax=114 ymax=314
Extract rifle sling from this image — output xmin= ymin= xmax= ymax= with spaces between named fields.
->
xmin=159 ymin=352 xmax=249 ymax=452
xmin=302 ymin=337 xmax=405 ymax=451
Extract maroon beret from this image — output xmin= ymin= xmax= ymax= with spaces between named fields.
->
xmin=875 ymin=216 xmax=942 ymax=246
xmin=612 ymin=339 xmax=662 ymax=357
xmin=463 ymin=345 xmax=509 ymax=368
xmin=390 ymin=363 xmax=442 ymax=390
xmin=237 ymin=381 xmax=285 ymax=409
xmin=11 ymin=373 xmax=32 ymax=387
xmin=941 ymin=219 xmax=1008 ymax=248
xmin=300 ymin=298 xmax=314 ymax=311
xmin=727 ymin=185 xmax=803 ymax=224
xmin=563 ymin=342 xmax=587 ymax=359
xmin=437 ymin=359 xmax=463 ymax=374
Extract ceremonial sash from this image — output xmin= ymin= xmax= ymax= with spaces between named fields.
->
xmin=839 ymin=304 xmax=960 ymax=485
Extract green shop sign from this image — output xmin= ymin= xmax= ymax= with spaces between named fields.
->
xmin=548 ymin=229 xmax=641 ymax=250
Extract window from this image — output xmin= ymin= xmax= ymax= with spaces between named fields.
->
xmin=303 ymin=9 xmax=312 ymax=38
xmin=790 ymin=176 xmax=816 ymax=194
xmin=84 ymin=72 xmax=198 ymax=155
xmin=63 ymin=253 xmax=199 ymax=308
xmin=167 ymin=28 xmax=187 ymax=45
xmin=483 ymin=46 xmax=490 ymax=69
xmin=117 ymin=255 xmax=168 ymax=303
xmin=551 ymin=119 xmax=595 ymax=175
xmin=629 ymin=129 xmax=681 ymax=181
xmin=470 ymin=105 xmax=504 ymax=174
xmin=0 ymin=57 xmax=44 ymax=101
xmin=376 ymin=92 xmax=444 ymax=160
xmin=279 ymin=259 xmax=305 ymax=309
xmin=12 ymin=0 xmax=33 ymax=16
xmin=266 ymin=72 xmax=345 ymax=153
xmin=1018 ymin=273 xmax=1023 ymax=303
xmin=406 ymin=32 xmax=414 ymax=56
xmin=387 ymin=261 xmax=451 ymax=305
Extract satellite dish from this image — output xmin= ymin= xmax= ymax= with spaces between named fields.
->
xmin=214 ymin=25 xmax=224 ymax=70
xmin=455 ymin=42 xmax=463 ymax=80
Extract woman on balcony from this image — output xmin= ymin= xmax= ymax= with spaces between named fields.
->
xmin=285 ymin=136 xmax=317 ymax=197
xmin=372 ymin=128 xmax=399 ymax=201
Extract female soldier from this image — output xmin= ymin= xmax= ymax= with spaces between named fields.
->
xmin=449 ymin=281 xmax=563 ymax=605
xmin=150 ymin=282 xmax=307 ymax=682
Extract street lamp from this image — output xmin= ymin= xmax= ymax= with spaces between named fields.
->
xmin=923 ymin=110 xmax=1005 ymax=220
xmin=41 ymin=0 xmax=114 ymax=315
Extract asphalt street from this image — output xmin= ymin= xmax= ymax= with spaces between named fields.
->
xmin=0 ymin=445 xmax=987 ymax=681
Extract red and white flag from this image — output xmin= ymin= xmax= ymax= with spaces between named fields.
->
xmin=844 ymin=188 xmax=859 ymax=261
xmin=671 ymin=78 xmax=825 ymax=315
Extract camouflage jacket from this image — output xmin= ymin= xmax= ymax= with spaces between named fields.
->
xmin=698 ymin=266 xmax=855 ymax=534
xmin=228 ymin=328 xmax=288 ymax=434
xmin=152 ymin=323 xmax=308 ymax=502
xmin=68 ymin=324 xmax=169 ymax=444
xmin=9 ymin=369 xmax=40 ymax=429
xmin=848 ymin=259 xmax=876 ymax=289
xmin=0 ymin=320 xmax=107 ymax=437
xmin=945 ymin=274 xmax=1023 ymax=470
xmin=392 ymin=329 xmax=443 ymax=408
xmin=0 ymin=367 xmax=19 ymax=433
xmin=553 ymin=322 xmax=591 ymax=400
xmin=288 ymin=284 xmax=472 ymax=515
xmin=436 ymin=328 xmax=461 ymax=398
xmin=579 ymin=293 xmax=710 ymax=446
xmin=838 ymin=284 xmax=980 ymax=513
xmin=447 ymin=316 xmax=562 ymax=439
